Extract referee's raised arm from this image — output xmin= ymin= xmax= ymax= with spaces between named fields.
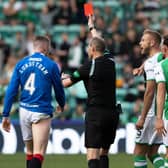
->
xmin=88 ymin=15 xmax=102 ymax=38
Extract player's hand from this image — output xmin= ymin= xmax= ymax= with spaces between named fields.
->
xmin=61 ymin=73 xmax=70 ymax=80
xmin=155 ymin=118 xmax=167 ymax=136
xmin=133 ymin=67 xmax=144 ymax=76
xmin=135 ymin=117 xmax=145 ymax=130
xmin=56 ymin=106 xmax=64 ymax=113
xmin=2 ymin=117 xmax=11 ymax=132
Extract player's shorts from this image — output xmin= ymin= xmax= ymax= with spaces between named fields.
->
xmin=19 ymin=107 xmax=51 ymax=141
xmin=163 ymin=120 xmax=168 ymax=147
xmin=85 ymin=107 xmax=119 ymax=149
xmin=135 ymin=116 xmax=163 ymax=145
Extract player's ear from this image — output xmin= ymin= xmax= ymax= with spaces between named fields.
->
xmin=92 ymin=45 xmax=96 ymax=52
xmin=150 ymin=39 xmax=155 ymax=47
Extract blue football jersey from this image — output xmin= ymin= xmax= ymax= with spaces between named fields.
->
xmin=3 ymin=52 xmax=65 ymax=117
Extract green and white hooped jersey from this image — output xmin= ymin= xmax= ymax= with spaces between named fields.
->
xmin=144 ymin=52 xmax=163 ymax=117
xmin=155 ymin=58 xmax=168 ymax=120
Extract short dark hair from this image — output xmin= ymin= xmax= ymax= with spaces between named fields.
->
xmin=90 ymin=37 xmax=105 ymax=53
xmin=33 ymin=36 xmax=50 ymax=48
xmin=163 ymin=35 xmax=168 ymax=47
xmin=143 ymin=29 xmax=162 ymax=45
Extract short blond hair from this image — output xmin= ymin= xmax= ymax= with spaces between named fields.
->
xmin=143 ymin=29 xmax=162 ymax=45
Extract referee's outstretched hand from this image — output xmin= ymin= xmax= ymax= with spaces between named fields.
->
xmin=88 ymin=15 xmax=94 ymax=29
xmin=2 ymin=117 xmax=11 ymax=132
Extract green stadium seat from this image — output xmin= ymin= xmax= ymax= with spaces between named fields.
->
xmin=68 ymin=25 xmax=80 ymax=33
xmin=51 ymin=25 xmax=67 ymax=44
xmin=116 ymin=62 xmax=124 ymax=78
xmin=92 ymin=1 xmax=104 ymax=8
xmin=4 ymin=37 xmax=14 ymax=45
xmin=36 ymin=25 xmax=47 ymax=35
xmin=128 ymin=88 xmax=138 ymax=95
xmin=27 ymin=1 xmax=46 ymax=10
xmin=68 ymin=25 xmax=80 ymax=41
xmin=53 ymin=35 xmax=62 ymax=44
xmin=51 ymin=25 xmax=81 ymax=44
xmin=0 ymin=25 xmax=11 ymax=38
xmin=116 ymin=88 xmax=127 ymax=101
xmin=0 ymin=25 xmax=26 ymax=34
xmin=123 ymin=102 xmax=134 ymax=113
xmin=105 ymin=1 xmax=120 ymax=8
xmin=11 ymin=25 xmax=27 ymax=33
xmin=119 ymin=102 xmax=134 ymax=124
xmin=134 ymin=76 xmax=144 ymax=85
xmin=51 ymin=25 xmax=67 ymax=34
xmin=151 ymin=23 xmax=160 ymax=30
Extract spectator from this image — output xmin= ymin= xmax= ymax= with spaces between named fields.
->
xmin=3 ymin=0 xmax=22 ymax=23
xmin=40 ymin=5 xmax=56 ymax=31
xmin=46 ymin=0 xmax=58 ymax=12
xmin=17 ymin=2 xmax=37 ymax=24
xmin=57 ymin=33 xmax=71 ymax=72
xmin=12 ymin=32 xmax=27 ymax=56
xmin=53 ymin=0 xmax=72 ymax=25
xmin=68 ymin=36 xmax=83 ymax=72
xmin=0 ymin=37 xmax=11 ymax=71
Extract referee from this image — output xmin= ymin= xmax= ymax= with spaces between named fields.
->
xmin=62 ymin=25 xmax=119 ymax=168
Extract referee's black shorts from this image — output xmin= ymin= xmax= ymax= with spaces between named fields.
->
xmin=85 ymin=106 xmax=119 ymax=149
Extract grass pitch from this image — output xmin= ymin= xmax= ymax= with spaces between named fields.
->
xmin=0 ymin=153 xmax=153 ymax=168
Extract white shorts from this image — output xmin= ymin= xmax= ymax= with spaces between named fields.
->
xmin=163 ymin=120 xmax=168 ymax=147
xmin=135 ymin=116 xmax=163 ymax=145
xmin=19 ymin=107 xmax=51 ymax=141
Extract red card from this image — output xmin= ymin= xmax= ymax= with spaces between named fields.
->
xmin=84 ymin=3 xmax=94 ymax=16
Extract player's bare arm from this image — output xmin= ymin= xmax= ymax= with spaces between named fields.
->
xmin=155 ymin=82 xmax=167 ymax=136
xmin=133 ymin=63 xmax=144 ymax=76
xmin=136 ymin=80 xmax=155 ymax=130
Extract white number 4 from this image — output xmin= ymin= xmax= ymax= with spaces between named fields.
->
xmin=24 ymin=73 xmax=36 ymax=95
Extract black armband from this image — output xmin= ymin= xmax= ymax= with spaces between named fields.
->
xmin=89 ymin=26 xmax=95 ymax=31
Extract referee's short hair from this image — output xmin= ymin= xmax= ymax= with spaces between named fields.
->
xmin=143 ymin=29 xmax=162 ymax=46
xmin=90 ymin=37 xmax=105 ymax=53
xmin=163 ymin=35 xmax=168 ymax=47
xmin=33 ymin=36 xmax=50 ymax=48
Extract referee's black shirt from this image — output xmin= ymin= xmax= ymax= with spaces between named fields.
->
xmin=71 ymin=54 xmax=116 ymax=111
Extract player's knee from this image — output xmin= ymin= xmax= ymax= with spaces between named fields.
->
xmin=134 ymin=147 xmax=146 ymax=156
xmin=100 ymin=148 xmax=109 ymax=156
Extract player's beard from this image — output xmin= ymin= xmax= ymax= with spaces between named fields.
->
xmin=141 ymin=46 xmax=150 ymax=56
xmin=88 ymin=53 xmax=93 ymax=60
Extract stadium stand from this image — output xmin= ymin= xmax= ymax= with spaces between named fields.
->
xmin=0 ymin=0 xmax=168 ymax=125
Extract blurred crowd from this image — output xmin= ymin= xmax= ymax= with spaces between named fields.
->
xmin=0 ymin=0 xmax=168 ymax=125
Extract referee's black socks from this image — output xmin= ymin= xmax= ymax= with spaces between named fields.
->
xmin=100 ymin=155 xmax=109 ymax=168
xmin=29 ymin=154 xmax=44 ymax=168
xmin=88 ymin=159 xmax=99 ymax=168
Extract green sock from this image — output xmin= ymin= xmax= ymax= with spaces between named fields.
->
xmin=151 ymin=154 xmax=164 ymax=168
xmin=134 ymin=155 xmax=147 ymax=168
xmin=165 ymin=158 xmax=168 ymax=168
